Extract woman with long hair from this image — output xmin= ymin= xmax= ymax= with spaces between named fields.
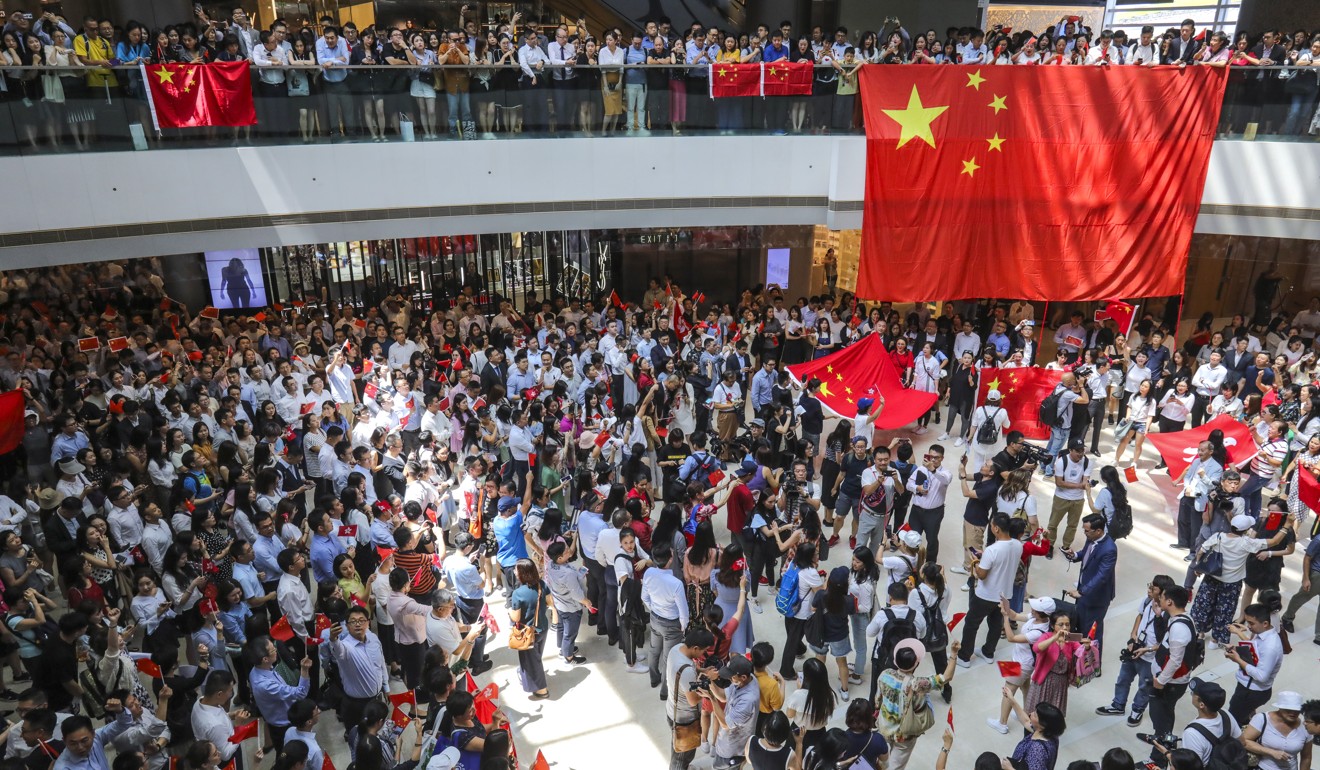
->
xmin=351 ymin=699 xmax=426 ymax=770
xmin=1085 ymin=465 xmax=1129 ymax=531
xmin=712 ymin=546 xmax=754 ymax=654
xmin=779 ymin=542 xmax=822 ymax=680
xmin=808 ymin=566 xmax=855 ymax=697
xmin=683 ymin=520 xmax=720 ymax=621
xmin=650 ymin=503 xmax=687 ymax=581
xmin=785 ymin=657 xmax=837 ymax=754
xmin=913 ymin=561 xmax=952 ymax=701
xmin=846 ymin=547 xmax=879 ymax=686
xmin=819 ymin=420 xmax=852 ymax=512
xmin=507 ymin=558 xmax=551 ymax=698
xmin=1114 ymin=379 xmax=1156 ymax=467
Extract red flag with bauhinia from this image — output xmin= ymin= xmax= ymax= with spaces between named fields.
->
xmin=975 ymin=367 xmax=1063 ymax=441
xmin=0 ymin=391 xmax=23 ymax=456
xmin=1145 ymin=414 xmax=1258 ymax=480
xmin=855 ymin=66 xmax=1225 ymax=301
xmin=786 ymin=333 xmax=937 ymax=430
xmin=710 ymin=62 xmax=761 ymax=97
xmin=1094 ymin=301 xmax=1138 ymax=338
xmin=762 ymin=60 xmax=812 ymax=96
xmin=141 ymin=61 xmax=257 ymax=129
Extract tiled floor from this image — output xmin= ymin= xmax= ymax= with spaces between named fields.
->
xmin=305 ymin=422 xmax=1319 ymax=769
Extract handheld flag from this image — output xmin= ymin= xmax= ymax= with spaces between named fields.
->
xmin=227 ymin=721 xmax=259 ymax=744
xmin=135 ymin=658 xmax=164 ymax=679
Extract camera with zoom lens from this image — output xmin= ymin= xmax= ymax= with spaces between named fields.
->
xmin=1118 ymin=646 xmax=1136 ymax=663
xmin=1073 ymin=364 xmax=1093 ymax=379
xmin=1020 ymin=443 xmax=1052 ymax=466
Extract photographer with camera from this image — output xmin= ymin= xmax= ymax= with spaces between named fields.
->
xmin=1140 ymin=585 xmax=1201 ymax=768
xmin=666 ymin=627 xmax=716 ymax=770
xmin=1097 ymin=574 xmax=1174 ymax=726
xmin=991 ymin=431 xmax=1041 ymax=481
xmin=1142 ymin=677 xmax=1245 ymax=770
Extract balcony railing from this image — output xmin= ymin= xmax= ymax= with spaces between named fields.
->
xmin=0 ymin=63 xmax=1312 ymax=154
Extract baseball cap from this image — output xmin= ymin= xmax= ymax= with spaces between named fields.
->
xmin=718 ymin=655 xmax=753 ymax=679
xmin=857 ymin=397 xmax=875 ymax=412
xmin=986 ymin=390 xmax=1002 ymax=402
xmin=748 ymin=418 xmax=765 ymax=428
xmin=1029 ymin=596 xmax=1056 ymax=614
xmin=1067 ymin=438 xmax=1086 ymax=452
xmin=1189 ymin=677 xmax=1226 ymax=711
xmin=426 ymin=746 xmax=461 ymax=770
xmin=898 ymin=530 xmax=922 ymax=549
xmin=735 ymin=459 xmax=757 ymax=478
xmin=1230 ymin=514 xmax=1256 ymax=532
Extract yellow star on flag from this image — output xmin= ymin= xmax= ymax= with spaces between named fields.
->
xmin=846 ymin=398 xmax=855 ymax=405
xmin=965 ymin=70 xmax=985 ymax=90
xmin=1007 ymin=387 xmax=1016 ymax=394
xmin=718 ymin=67 xmax=728 ymax=78
xmin=961 ymin=157 xmax=981 ymax=177
xmin=882 ymin=86 xmax=948 ymax=150
xmin=845 ymin=386 xmax=853 ymax=395
xmin=987 ymin=133 xmax=1005 ymax=152
xmin=989 ymin=94 xmax=1008 ymax=114
xmin=768 ymin=65 xmax=779 ymax=77
xmin=818 ymin=382 xmax=834 ymax=398
xmin=836 ymin=374 xmax=843 ymax=382
xmin=826 ymin=365 xmax=834 ymax=373
xmin=153 ymin=66 xmax=175 ymax=84
xmin=987 ymin=377 xmax=1001 ymax=392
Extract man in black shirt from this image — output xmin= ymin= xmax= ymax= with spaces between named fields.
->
xmin=798 ymin=379 xmax=825 ymax=451
xmin=35 ymin=612 xmax=88 ymax=714
xmin=991 ymin=430 xmax=1037 ymax=480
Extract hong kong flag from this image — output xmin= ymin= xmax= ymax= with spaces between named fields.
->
xmin=142 ymin=61 xmax=257 ymax=129
xmin=709 ymin=62 xmax=761 ymax=98
xmin=856 ymin=66 xmax=1225 ymax=301
xmin=976 ymin=367 xmax=1063 ymax=441
xmin=1145 ymin=414 xmax=1257 ymax=480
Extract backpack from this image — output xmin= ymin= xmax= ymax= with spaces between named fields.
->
xmin=871 ymin=608 xmax=918 ymax=669
xmin=1108 ymin=499 xmax=1134 ymax=540
xmin=1155 ymin=615 xmax=1205 ymax=676
xmin=917 ymin=589 xmax=948 ymax=650
xmin=975 ymin=407 xmax=1002 ymax=445
xmin=680 ymin=451 xmax=721 ymax=491
xmin=1188 ymin=713 xmax=1249 ymax=770
xmin=1038 ymin=387 xmax=1065 ymax=428
xmin=776 ymin=564 xmax=802 ymax=616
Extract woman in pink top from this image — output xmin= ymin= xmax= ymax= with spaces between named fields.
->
xmin=1026 ymin=611 xmax=1098 ymax=718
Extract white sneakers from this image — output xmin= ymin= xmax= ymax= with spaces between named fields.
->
xmin=949 ymin=565 xmax=969 ymax=575
xmin=986 ymin=718 xmax=1010 ymax=735
xmin=626 ymin=662 xmax=649 ymax=674
xmin=954 ymin=437 xmax=966 ymax=447
xmin=938 ymin=433 xmax=951 ymax=441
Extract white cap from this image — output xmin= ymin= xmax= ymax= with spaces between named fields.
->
xmin=986 ymin=389 xmax=1002 ymax=401
xmin=898 ymin=530 xmax=922 ymax=549
xmin=1029 ymin=596 xmax=1057 ymax=614
xmin=426 ymin=747 xmax=462 ymax=770
xmin=1230 ymin=514 xmax=1257 ymax=532
xmin=1274 ymin=691 xmax=1304 ymax=711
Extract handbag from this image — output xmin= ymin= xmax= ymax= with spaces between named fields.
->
xmin=671 ymin=664 xmax=702 ymax=752
xmin=895 ymin=677 xmax=936 ymax=738
xmin=804 ymin=606 xmax=827 ymax=649
xmin=1113 ymin=418 xmax=1133 ymax=441
xmin=1193 ymin=536 xmax=1225 ymax=578
xmin=507 ymin=586 xmax=541 ymax=651
xmin=1070 ymin=642 xmax=1101 ymax=688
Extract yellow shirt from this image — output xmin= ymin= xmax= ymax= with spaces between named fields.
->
xmin=74 ymin=33 xmax=119 ymax=88
xmin=755 ymin=669 xmax=783 ymax=714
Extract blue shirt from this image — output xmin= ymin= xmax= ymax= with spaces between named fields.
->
xmin=443 ymin=553 xmax=485 ymax=600
xmin=330 ymin=631 xmax=388 ymax=699
xmin=309 ymin=533 xmax=346 ymax=583
xmin=253 ymin=535 xmax=283 ymax=581
xmin=370 ymin=518 xmax=396 ymax=547
xmin=576 ymin=511 xmax=607 ymax=560
xmin=232 ymin=561 xmax=263 ymax=603
xmin=750 ymin=369 xmax=775 ymax=410
xmin=625 ymin=45 xmax=648 ymax=84
xmin=250 ymin=668 xmax=310 ymax=727
xmin=220 ymin=603 xmax=251 ymax=644
xmin=763 ymin=43 xmax=789 ymax=62
xmin=492 ymin=511 xmax=528 ymax=568
xmin=53 ymin=708 xmax=133 ymax=770
xmin=987 ymin=332 xmax=1011 ymax=357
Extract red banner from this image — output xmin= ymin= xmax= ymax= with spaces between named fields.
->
xmin=856 ymin=66 xmax=1225 ymax=301
xmin=785 ymin=333 xmax=937 ymax=430
xmin=1145 ymin=414 xmax=1258 ymax=480
xmin=762 ymin=60 xmax=812 ymax=96
xmin=975 ymin=367 xmax=1063 ymax=441
xmin=0 ymin=391 xmax=23 ymax=456
xmin=1298 ymin=466 xmax=1320 ymax=515
xmin=143 ymin=61 xmax=257 ymax=129
xmin=710 ymin=62 xmax=761 ymax=98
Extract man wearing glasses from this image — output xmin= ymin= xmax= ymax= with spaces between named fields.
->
xmin=329 ymin=606 xmax=388 ymax=737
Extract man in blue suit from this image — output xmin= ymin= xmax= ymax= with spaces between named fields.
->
xmin=1063 ymin=513 xmax=1118 ymax=645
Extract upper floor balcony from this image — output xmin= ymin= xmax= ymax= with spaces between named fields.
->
xmin=0 ymin=63 xmax=1317 ymax=265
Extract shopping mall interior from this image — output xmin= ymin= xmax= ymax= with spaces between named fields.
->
xmin=3 ymin=0 xmax=1320 ymax=769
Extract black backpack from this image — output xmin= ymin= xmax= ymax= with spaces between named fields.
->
xmin=1038 ymin=387 xmax=1065 ymax=428
xmin=871 ymin=608 xmax=918 ymax=669
xmin=1155 ymin=615 xmax=1205 ymax=676
xmin=1188 ymin=713 xmax=1249 ymax=770
xmin=917 ymin=589 xmax=948 ymax=650
xmin=975 ymin=407 xmax=1002 ymax=445
xmin=1109 ymin=500 xmax=1134 ymax=540
xmin=680 ymin=451 xmax=721 ymax=491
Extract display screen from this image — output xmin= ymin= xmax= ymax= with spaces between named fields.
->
xmin=206 ymin=249 xmax=267 ymax=310
xmin=766 ymin=247 xmax=791 ymax=290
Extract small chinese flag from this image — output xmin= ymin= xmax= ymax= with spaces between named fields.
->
xmin=376 ymin=546 xmax=395 ymax=561
xmin=390 ymin=707 xmax=412 ymax=729
xmin=322 ymin=754 xmax=335 ymax=770
xmin=270 ymin=616 xmax=295 ymax=642
xmin=227 ymin=720 xmax=259 ymax=744
xmin=187 ymin=351 xmax=204 ymax=362
xmin=532 ymin=751 xmax=550 ymax=770
xmin=363 ymin=382 xmax=379 ymax=400
xmin=400 ymin=413 xmax=411 ymax=428
xmin=253 ymin=312 xmax=267 ymax=323
xmin=1087 ymin=621 xmax=1098 ymax=640
xmin=200 ymin=306 xmax=220 ymax=319
xmin=594 ymin=431 xmax=611 ymax=448
xmin=946 ymin=612 xmax=967 ymax=631
xmin=472 ymin=397 xmax=487 ymax=410
xmin=947 ymin=706 xmax=954 ymax=733
xmin=354 ymin=318 xmax=367 ymax=329
xmin=609 ymin=290 xmax=625 ymax=309
xmin=997 ymin=661 xmax=1023 ymax=678
xmin=78 ymin=337 xmax=101 ymax=352
xmin=314 ymin=614 xmax=333 ymax=634
xmin=388 ymin=689 xmax=417 ymax=708
xmin=300 ymin=401 xmax=316 ymax=415
xmin=528 ymin=453 xmax=538 ymax=469
xmin=438 ymin=396 xmax=451 ymax=411
xmin=107 ymin=336 xmax=129 ymax=352
xmin=708 ymin=470 xmax=725 ymax=486
xmin=135 ymin=658 xmax=164 ymax=679
xmin=362 ymin=359 xmax=375 ymax=374
xmin=1124 ymin=466 xmax=1138 ymax=484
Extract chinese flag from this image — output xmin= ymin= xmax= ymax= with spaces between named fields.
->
xmin=107 ymin=336 xmax=129 ymax=352
xmin=78 ymin=337 xmax=101 ymax=352
xmin=199 ymin=307 xmax=220 ymax=319
xmin=856 ymin=66 xmax=1226 ymax=301
xmin=946 ymin=612 xmax=967 ymax=632
xmin=227 ymin=720 xmax=259 ymax=744
xmin=0 ymin=391 xmax=24 ymax=456
xmin=709 ymin=62 xmax=761 ymax=98
xmin=1298 ymin=466 xmax=1320 ymax=515
xmin=532 ymin=751 xmax=550 ymax=770
xmin=142 ymin=61 xmax=256 ymax=129
xmin=300 ymin=401 xmax=316 ymax=415
xmin=762 ymin=60 xmax=812 ymax=96
xmin=135 ymin=658 xmax=163 ymax=679
xmin=1094 ymin=301 xmax=1138 ymax=337
xmin=270 ymin=616 xmax=296 ymax=642
xmin=996 ymin=660 xmax=1023 ymax=678
xmin=976 ymin=367 xmax=1063 ymax=441
xmin=785 ymin=333 xmax=937 ymax=430
xmin=388 ymin=690 xmax=417 ymax=708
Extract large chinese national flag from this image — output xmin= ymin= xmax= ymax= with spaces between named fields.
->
xmin=976 ymin=367 xmax=1062 ymax=441
xmin=0 ymin=391 xmax=22 ymax=456
xmin=856 ymin=66 xmax=1226 ymax=302
xmin=142 ymin=61 xmax=257 ymax=130
xmin=710 ymin=62 xmax=761 ymax=98
xmin=763 ymin=60 xmax=813 ymax=96
xmin=785 ymin=333 xmax=937 ymax=430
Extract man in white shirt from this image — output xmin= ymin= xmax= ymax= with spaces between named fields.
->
xmin=1146 ymin=586 xmax=1198 ymax=762
xmin=516 ymin=31 xmax=549 ymax=131
xmin=1054 ymin=312 xmax=1088 ymax=362
xmin=1162 ymin=678 xmax=1240 ymax=767
xmin=1047 ymin=439 xmax=1092 ymax=554
xmin=191 ymin=671 xmax=245 ymax=762
xmin=958 ymin=513 xmax=1021 ymax=667
xmin=1127 ymin=25 xmax=1159 ymax=66
xmin=905 ymin=444 xmax=953 ymax=564
xmin=1086 ymin=30 xmax=1122 ymax=64
xmin=952 ymin=321 xmax=981 ymax=361
xmin=1190 ymin=351 xmax=1227 ymax=427
xmin=251 ymin=30 xmax=290 ymax=136
xmin=386 ymin=327 xmax=419 ymax=371
xmin=642 ymin=542 xmax=689 ymax=700
xmin=857 ymin=446 xmax=898 ymax=555
xmin=1292 ymin=297 xmax=1320 ymax=345
xmin=1223 ymin=603 xmax=1284 ymax=725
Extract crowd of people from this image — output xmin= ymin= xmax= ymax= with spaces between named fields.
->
xmin=0 ymin=254 xmax=1319 ymax=770
xmin=2 ymin=6 xmax=1320 ymax=148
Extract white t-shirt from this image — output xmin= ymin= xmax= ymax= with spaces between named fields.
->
xmin=795 ymin=566 xmax=824 ymax=620
xmin=859 ymin=467 xmax=896 ymax=511
xmin=1202 ymin=534 xmax=1269 ymax=583
xmin=785 ymin=687 xmax=829 ymax=731
xmin=974 ymin=537 xmax=1023 ymax=603
xmin=1012 ymin=618 xmax=1050 ymax=671
xmin=1181 ymin=712 xmax=1241 ymax=766
xmin=1052 ymin=454 xmax=1090 ymax=501
xmin=852 ymin=414 xmax=875 ymax=447
xmin=1247 ymin=712 xmax=1309 ymax=770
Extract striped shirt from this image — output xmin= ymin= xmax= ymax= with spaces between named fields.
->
xmin=1249 ymin=439 xmax=1286 ymax=480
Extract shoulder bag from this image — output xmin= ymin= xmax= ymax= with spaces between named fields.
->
xmin=671 ymin=664 xmax=702 ymax=752
xmin=895 ymin=676 xmax=935 ymax=739
xmin=1193 ymin=534 xmax=1225 ymax=578
xmin=507 ymin=586 xmax=541 ymax=651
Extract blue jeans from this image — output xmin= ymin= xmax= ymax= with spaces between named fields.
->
xmin=1043 ymin=427 xmax=1069 ymax=475
xmin=1010 ymin=581 xmax=1026 ymax=614
xmin=446 ymin=90 xmax=472 ymax=127
xmin=1240 ymin=473 xmax=1269 ymax=519
xmin=553 ymin=609 xmax=582 ymax=660
xmin=1282 ymin=90 xmax=1317 ymax=135
xmin=849 ymin=611 xmax=872 ymax=677
xmin=1111 ymin=655 xmax=1154 ymax=713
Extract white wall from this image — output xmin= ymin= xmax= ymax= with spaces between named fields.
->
xmin=0 ymin=134 xmax=1316 ymax=266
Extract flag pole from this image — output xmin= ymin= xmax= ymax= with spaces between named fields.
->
xmin=1170 ymin=294 xmax=1185 ymax=348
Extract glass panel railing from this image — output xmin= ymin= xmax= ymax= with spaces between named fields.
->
xmin=0 ymin=63 xmax=1312 ymax=155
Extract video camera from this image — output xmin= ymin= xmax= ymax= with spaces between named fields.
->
xmin=1020 ymin=443 xmax=1052 ymax=467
